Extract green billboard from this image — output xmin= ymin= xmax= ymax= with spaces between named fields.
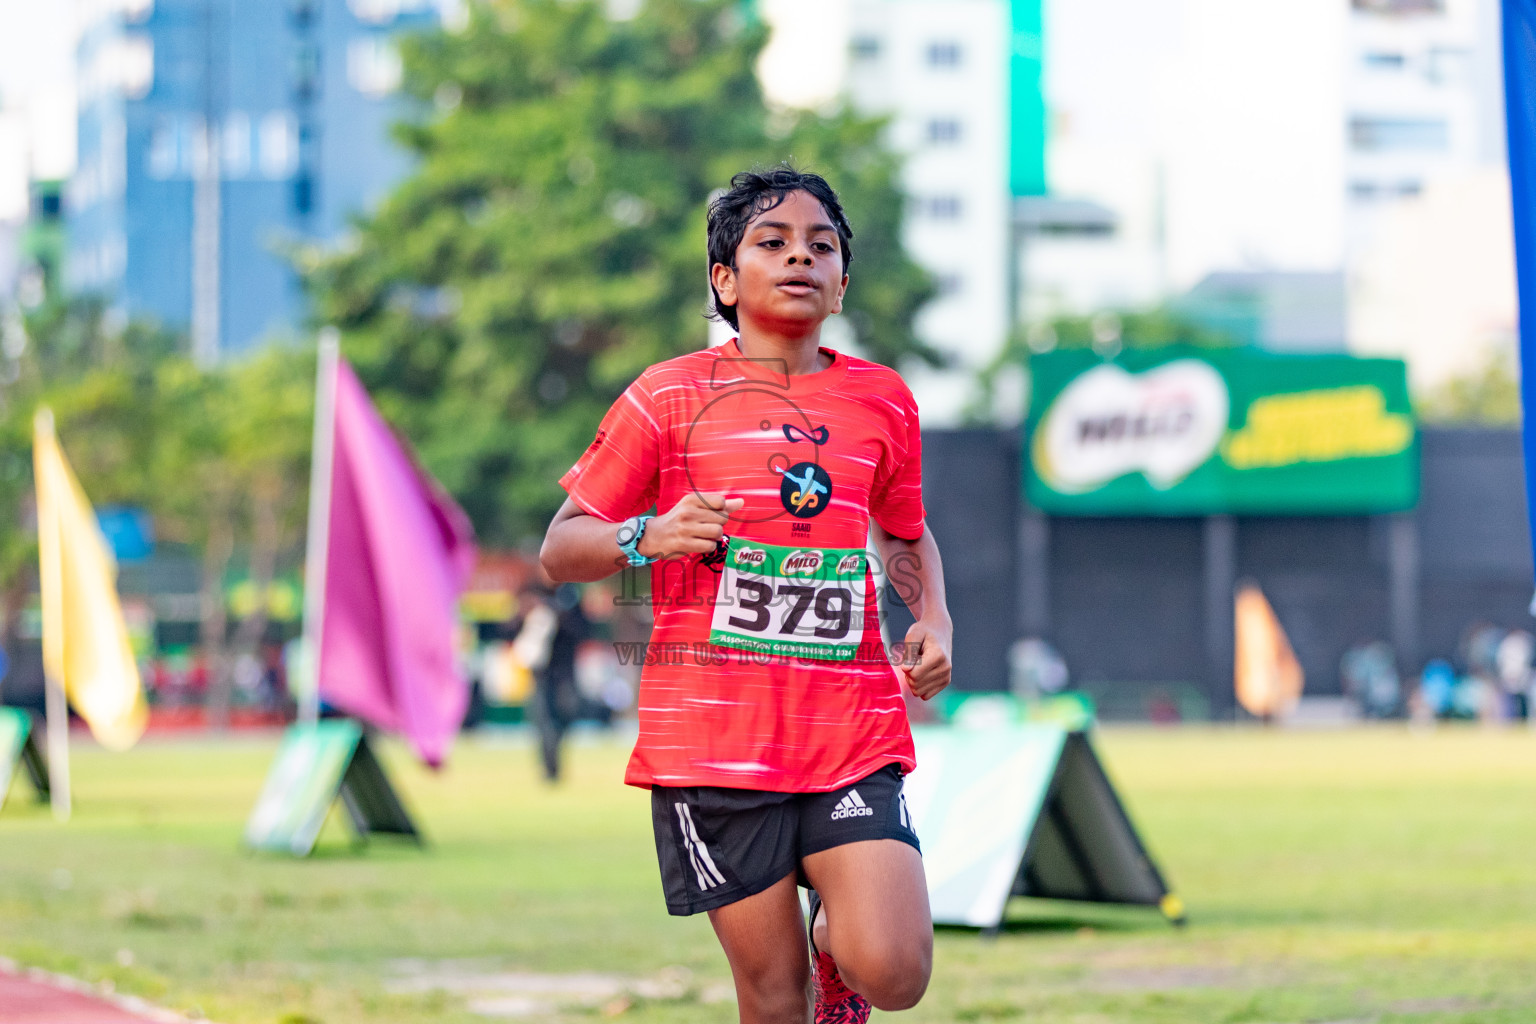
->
xmin=1025 ymin=349 xmax=1418 ymax=515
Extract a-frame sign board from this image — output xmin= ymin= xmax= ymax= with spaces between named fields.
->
xmin=905 ymin=724 xmax=1183 ymax=930
xmin=244 ymin=719 xmax=422 ymax=856
xmin=0 ymin=706 xmax=50 ymax=811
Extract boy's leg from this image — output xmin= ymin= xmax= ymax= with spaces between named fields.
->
xmin=706 ymin=872 xmax=812 ymax=1024
xmin=802 ymin=838 xmax=932 ymax=1011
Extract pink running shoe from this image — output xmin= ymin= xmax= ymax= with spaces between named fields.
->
xmin=808 ymin=889 xmax=872 ymax=1024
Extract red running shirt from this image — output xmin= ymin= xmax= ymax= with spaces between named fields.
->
xmin=560 ymin=340 xmax=926 ymax=792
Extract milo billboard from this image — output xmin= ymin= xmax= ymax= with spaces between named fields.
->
xmin=1025 ymin=349 xmax=1417 ymax=515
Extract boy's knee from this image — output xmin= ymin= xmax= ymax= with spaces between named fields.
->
xmin=842 ymin=943 xmax=931 ymax=1011
xmin=865 ymin=963 xmax=930 ymax=1011
xmin=731 ymin=959 xmax=810 ymax=1023
xmin=738 ymin=984 xmax=810 ymax=1024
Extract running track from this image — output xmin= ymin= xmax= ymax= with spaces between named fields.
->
xmin=0 ymin=967 xmax=189 ymax=1024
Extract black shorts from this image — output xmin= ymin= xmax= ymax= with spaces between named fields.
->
xmin=650 ymin=764 xmax=921 ymax=916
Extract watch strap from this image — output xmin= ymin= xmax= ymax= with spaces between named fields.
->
xmin=618 ymin=514 xmax=656 ymax=567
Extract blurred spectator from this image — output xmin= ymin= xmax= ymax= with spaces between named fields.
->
xmin=1495 ymin=630 xmax=1534 ymax=720
xmin=260 ymin=643 xmax=287 ymax=712
xmin=1413 ymin=659 xmax=1457 ymax=723
xmin=233 ymin=651 xmax=264 ymax=706
xmin=1008 ymin=638 xmax=1069 ymax=701
xmin=575 ymin=639 xmax=632 ymax=716
xmin=1340 ymin=641 xmax=1401 ymax=719
xmin=514 ymin=580 xmax=591 ymax=783
xmin=1461 ymin=624 xmax=1515 ymax=722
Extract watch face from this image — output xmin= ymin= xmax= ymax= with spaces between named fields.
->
xmin=617 ymin=518 xmax=638 ymax=546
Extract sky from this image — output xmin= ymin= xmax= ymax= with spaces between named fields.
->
xmin=0 ymin=0 xmax=827 ymax=218
xmin=756 ymin=0 xmax=849 ymax=110
xmin=0 ymin=0 xmax=75 ymax=218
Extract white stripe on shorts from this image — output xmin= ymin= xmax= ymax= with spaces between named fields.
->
xmin=675 ymin=802 xmax=726 ymax=890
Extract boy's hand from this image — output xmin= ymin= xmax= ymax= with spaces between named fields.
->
xmin=900 ymin=616 xmax=953 ymax=701
xmin=638 ymin=492 xmax=744 ymax=558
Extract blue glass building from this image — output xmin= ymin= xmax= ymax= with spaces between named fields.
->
xmin=68 ymin=0 xmax=447 ymax=357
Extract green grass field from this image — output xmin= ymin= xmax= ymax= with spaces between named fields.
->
xmin=3 ymin=726 xmax=1536 ymax=1024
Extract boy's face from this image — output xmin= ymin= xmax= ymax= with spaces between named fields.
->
xmin=712 ymin=190 xmax=849 ymax=334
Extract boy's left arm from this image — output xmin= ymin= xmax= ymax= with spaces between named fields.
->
xmin=872 ymin=523 xmax=953 ymax=701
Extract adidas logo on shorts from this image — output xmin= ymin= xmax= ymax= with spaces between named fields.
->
xmin=830 ymin=789 xmax=876 ymax=821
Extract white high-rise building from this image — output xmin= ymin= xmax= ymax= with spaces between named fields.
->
xmin=1033 ymin=0 xmax=1512 ymax=385
xmin=1344 ymin=0 xmax=1500 ymax=254
xmin=754 ymin=0 xmax=1513 ymax=395
xmin=758 ymin=0 xmax=1013 ymax=425
xmin=1344 ymin=0 xmax=1516 ymax=388
xmin=842 ymin=1 xmax=1011 ymax=424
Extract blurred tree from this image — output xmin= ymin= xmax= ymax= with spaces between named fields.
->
xmin=304 ymin=0 xmax=936 ymax=543
xmin=967 ymin=307 xmax=1238 ymax=423
xmin=0 ymin=298 xmax=178 ymax=688
xmin=1018 ymin=307 xmax=1236 ymax=356
xmin=0 ymin=297 xmax=313 ymax=726
xmin=220 ymin=348 xmax=314 ymax=720
xmin=143 ymin=349 xmax=313 ymax=728
xmin=1416 ymin=346 xmax=1521 ymax=425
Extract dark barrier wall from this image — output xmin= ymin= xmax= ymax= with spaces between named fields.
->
xmin=911 ymin=427 xmax=1534 ymax=718
xmin=1416 ymin=429 xmax=1534 ymax=663
xmin=885 ymin=429 xmax=1021 ymax=696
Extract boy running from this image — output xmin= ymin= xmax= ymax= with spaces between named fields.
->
xmin=540 ymin=166 xmax=952 ymax=1024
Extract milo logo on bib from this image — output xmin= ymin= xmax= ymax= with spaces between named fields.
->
xmin=734 ymin=546 xmax=767 ymax=569
xmin=781 ymin=550 xmax=823 ymax=575
xmin=709 ymin=537 xmax=871 ymax=661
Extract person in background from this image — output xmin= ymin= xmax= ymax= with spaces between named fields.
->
xmin=514 ymin=579 xmax=591 ymax=783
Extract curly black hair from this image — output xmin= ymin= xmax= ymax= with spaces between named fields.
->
xmin=706 ymin=165 xmax=854 ymax=330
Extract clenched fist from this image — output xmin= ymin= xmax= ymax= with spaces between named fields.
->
xmin=637 ymin=492 xmax=745 ymax=558
xmin=900 ymin=617 xmax=953 ymax=701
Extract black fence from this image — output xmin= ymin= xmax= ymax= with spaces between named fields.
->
xmin=899 ymin=427 xmax=1533 ymax=719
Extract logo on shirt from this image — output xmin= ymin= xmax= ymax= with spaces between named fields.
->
xmin=680 ymin=367 xmax=835 ymax=524
xmin=778 ymin=462 xmax=832 ymax=519
xmin=784 ymin=423 xmax=831 ymax=445
xmin=831 ymin=789 xmax=876 ymax=821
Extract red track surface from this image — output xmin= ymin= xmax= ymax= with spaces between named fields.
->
xmin=0 ymin=970 xmax=176 ymax=1023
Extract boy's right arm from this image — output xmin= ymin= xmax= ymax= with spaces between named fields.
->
xmin=539 ymin=492 xmax=745 ymax=583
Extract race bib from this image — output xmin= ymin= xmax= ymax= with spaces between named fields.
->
xmin=708 ymin=538 xmax=870 ymax=661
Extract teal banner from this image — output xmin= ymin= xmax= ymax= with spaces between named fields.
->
xmin=1026 ymin=348 xmax=1418 ymax=515
xmin=906 ymin=725 xmax=1066 ymax=926
xmin=907 ymin=725 xmax=1180 ymax=928
xmin=1010 ymin=0 xmax=1047 ymax=197
xmin=1 ymin=707 xmax=29 ymax=809
xmin=0 ymin=707 xmax=43 ymax=810
xmin=245 ymin=721 xmax=363 ymax=855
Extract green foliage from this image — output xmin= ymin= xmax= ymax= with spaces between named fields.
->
xmin=0 ymin=298 xmax=184 ymax=593
xmin=1026 ymin=307 xmax=1238 ymax=353
xmin=305 ymin=0 xmax=935 ymax=543
xmin=968 ymin=307 xmax=1237 ymax=423
xmin=1416 ymin=346 xmax=1521 ymax=425
xmin=0 ymin=298 xmax=312 ymax=706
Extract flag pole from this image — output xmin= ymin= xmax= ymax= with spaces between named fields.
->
xmin=299 ymin=328 xmax=340 ymax=728
xmin=44 ymin=673 xmax=70 ymax=821
xmin=33 ymin=408 xmax=70 ymax=822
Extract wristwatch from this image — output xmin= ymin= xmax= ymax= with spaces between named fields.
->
xmin=616 ymin=514 xmax=656 ymax=567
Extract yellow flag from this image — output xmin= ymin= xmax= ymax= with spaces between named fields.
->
xmin=34 ymin=409 xmax=148 ymax=750
xmin=1234 ymin=582 xmax=1304 ymax=721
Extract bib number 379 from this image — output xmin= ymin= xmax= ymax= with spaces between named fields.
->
xmin=708 ymin=539 xmax=869 ymax=661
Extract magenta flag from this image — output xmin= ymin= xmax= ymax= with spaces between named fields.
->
xmin=318 ymin=359 xmax=476 ymax=768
